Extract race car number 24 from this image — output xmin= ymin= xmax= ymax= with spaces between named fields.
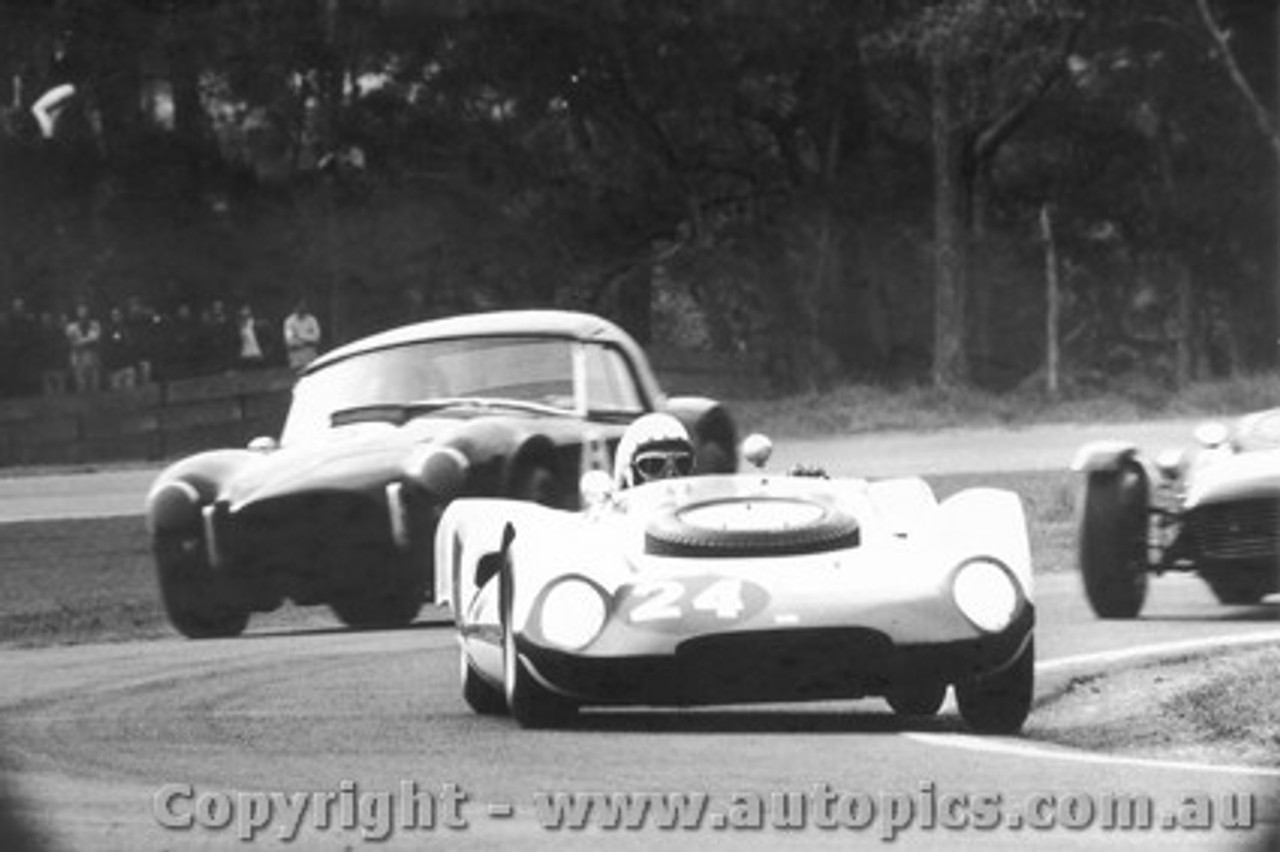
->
xmin=620 ymin=576 xmax=768 ymax=632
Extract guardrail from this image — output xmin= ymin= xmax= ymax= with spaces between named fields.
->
xmin=0 ymin=348 xmax=764 ymax=468
xmin=0 ymin=370 xmax=296 ymax=467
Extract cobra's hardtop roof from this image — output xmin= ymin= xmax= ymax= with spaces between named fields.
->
xmin=304 ymin=309 xmax=638 ymax=375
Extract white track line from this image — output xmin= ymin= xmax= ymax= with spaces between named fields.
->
xmin=1036 ymin=630 xmax=1280 ymax=675
xmin=909 ymin=631 xmax=1280 ymax=778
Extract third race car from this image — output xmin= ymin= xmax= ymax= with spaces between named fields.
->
xmin=1074 ymin=408 xmax=1280 ymax=617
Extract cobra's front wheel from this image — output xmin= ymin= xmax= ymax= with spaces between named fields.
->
xmin=154 ymin=532 xmax=249 ymax=639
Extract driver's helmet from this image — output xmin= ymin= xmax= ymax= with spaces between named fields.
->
xmin=614 ymin=413 xmax=697 ymax=489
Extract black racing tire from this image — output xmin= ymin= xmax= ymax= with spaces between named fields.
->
xmin=1078 ymin=466 xmax=1150 ymax=619
xmin=511 ymin=463 xmax=561 ymax=508
xmin=154 ymin=532 xmax=249 ymax=639
xmin=645 ymin=497 xmax=859 ymax=558
xmin=501 ymin=567 xmax=577 ymax=728
xmin=886 ymin=681 xmax=948 ymax=718
xmin=330 ymin=561 xmax=424 ymax=630
xmin=460 ymin=645 xmax=507 ymax=715
xmin=330 ymin=588 xmax=423 ymax=629
xmin=955 ymin=636 xmax=1035 ymax=735
xmin=1203 ymin=570 xmax=1273 ymax=605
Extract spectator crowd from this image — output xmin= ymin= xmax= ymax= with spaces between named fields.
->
xmin=0 ymin=295 xmax=323 ymax=399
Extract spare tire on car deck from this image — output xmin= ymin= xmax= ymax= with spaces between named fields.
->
xmin=645 ymin=497 xmax=860 ymax=558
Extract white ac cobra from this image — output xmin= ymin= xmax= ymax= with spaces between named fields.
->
xmin=434 ymin=437 xmax=1035 ymax=732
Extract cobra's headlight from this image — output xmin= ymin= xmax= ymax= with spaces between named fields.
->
xmin=538 ymin=578 xmax=608 ymax=651
xmin=952 ymin=559 xmax=1020 ymax=633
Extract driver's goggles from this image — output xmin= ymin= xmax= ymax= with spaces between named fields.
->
xmin=633 ymin=450 xmax=695 ymax=480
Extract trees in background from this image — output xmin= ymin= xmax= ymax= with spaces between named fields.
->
xmin=0 ymin=0 xmax=1274 ymax=392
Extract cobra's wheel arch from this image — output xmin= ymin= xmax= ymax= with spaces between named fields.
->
xmin=504 ymin=437 xmax=564 ymax=507
xmin=665 ymin=398 xmax=738 ymax=474
xmin=144 ymin=450 xmax=256 ymax=531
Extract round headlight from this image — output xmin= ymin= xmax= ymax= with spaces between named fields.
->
xmin=952 ymin=559 xmax=1020 ymax=633
xmin=538 ymin=579 xmax=608 ymax=651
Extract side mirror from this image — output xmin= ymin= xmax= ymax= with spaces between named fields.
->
xmin=741 ymin=433 xmax=772 ymax=469
xmin=248 ymin=436 xmax=279 ymax=453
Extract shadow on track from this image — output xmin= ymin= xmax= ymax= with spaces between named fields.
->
xmin=517 ymin=706 xmax=974 ymax=736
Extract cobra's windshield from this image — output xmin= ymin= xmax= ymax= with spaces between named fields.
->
xmin=281 ymin=335 xmax=646 ymax=444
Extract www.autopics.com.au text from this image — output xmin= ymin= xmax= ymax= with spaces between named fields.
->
xmin=151 ymin=780 xmax=1262 ymax=842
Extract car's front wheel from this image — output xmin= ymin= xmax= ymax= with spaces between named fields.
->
xmin=1203 ymin=569 xmax=1273 ymax=605
xmin=955 ymin=637 xmax=1034 ymax=735
xmin=511 ymin=463 xmax=561 ymax=508
xmin=1079 ymin=465 xmax=1150 ymax=619
xmin=886 ymin=680 xmax=948 ymax=718
xmin=460 ymin=644 xmax=507 ymax=715
xmin=501 ymin=570 xmax=576 ymax=728
xmin=330 ymin=570 xmax=424 ymax=629
xmin=694 ymin=439 xmax=735 ymax=475
xmin=154 ymin=532 xmax=249 ymax=639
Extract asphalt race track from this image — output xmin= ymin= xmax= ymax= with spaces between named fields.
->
xmin=0 ymin=416 xmax=1208 ymax=522
xmin=1 ymin=419 xmax=1278 ymax=851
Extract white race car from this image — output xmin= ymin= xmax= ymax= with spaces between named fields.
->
xmin=434 ymin=437 xmax=1035 ymax=733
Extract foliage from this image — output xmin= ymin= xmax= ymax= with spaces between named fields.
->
xmin=0 ymin=0 xmax=1274 ymax=392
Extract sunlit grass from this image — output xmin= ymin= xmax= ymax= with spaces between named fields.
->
xmin=1166 ymin=645 xmax=1280 ymax=766
xmin=731 ymin=372 xmax=1280 ymax=438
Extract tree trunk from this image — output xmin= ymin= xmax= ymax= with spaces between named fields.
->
xmin=1174 ymin=260 xmax=1195 ymax=386
xmin=930 ymin=56 xmax=969 ymax=388
xmin=1041 ymin=204 xmax=1060 ymax=396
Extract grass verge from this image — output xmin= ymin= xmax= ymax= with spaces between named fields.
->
xmin=731 ymin=372 xmax=1280 ymax=437
xmin=1031 ymin=646 xmax=1280 ymax=768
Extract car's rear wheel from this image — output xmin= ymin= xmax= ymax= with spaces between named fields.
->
xmin=511 ymin=463 xmax=561 ymax=508
xmin=955 ymin=637 xmax=1034 ymax=735
xmin=694 ymin=440 xmax=734 ymax=475
xmin=886 ymin=681 xmax=948 ymax=717
xmin=154 ymin=532 xmax=249 ymax=639
xmin=330 ymin=566 xmax=424 ymax=629
xmin=1079 ymin=465 xmax=1150 ymax=619
xmin=460 ymin=644 xmax=507 ymax=715
xmin=501 ymin=568 xmax=576 ymax=728
xmin=1203 ymin=569 xmax=1273 ymax=605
